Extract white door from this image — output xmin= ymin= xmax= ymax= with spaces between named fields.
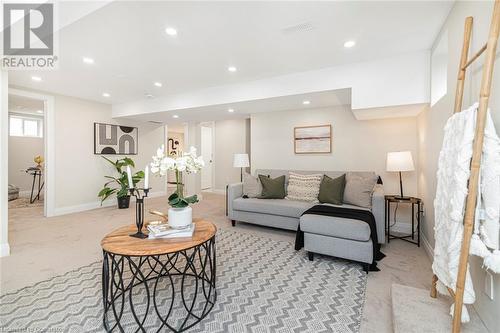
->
xmin=201 ymin=126 xmax=213 ymax=190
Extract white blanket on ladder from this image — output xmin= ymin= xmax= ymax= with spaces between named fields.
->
xmin=432 ymin=102 xmax=500 ymax=323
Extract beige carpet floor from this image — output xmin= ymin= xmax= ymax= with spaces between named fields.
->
xmin=8 ymin=194 xmax=44 ymax=209
xmin=2 ymin=192 xmax=434 ymax=333
xmin=391 ymin=284 xmax=487 ymax=332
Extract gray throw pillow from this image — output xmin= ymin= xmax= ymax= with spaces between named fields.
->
xmin=258 ymin=175 xmax=286 ymax=199
xmin=242 ymin=173 xmax=261 ymax=198
xmin=343 ymin=172 xmax=377 ymax=208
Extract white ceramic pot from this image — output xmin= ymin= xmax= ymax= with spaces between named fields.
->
xmin=168 ymin=206 xmax=192 ymax=229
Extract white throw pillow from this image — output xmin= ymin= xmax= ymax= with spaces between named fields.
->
xmin=285 ymin=172 xmax=323 ymax=202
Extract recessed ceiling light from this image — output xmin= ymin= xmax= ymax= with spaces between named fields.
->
xmin=165 ymin=27 xmax=177 ymax=36
xmin=344 ymin=40 xmax=356 ymax=48
xmin=154 ymin=82 xmax=162 ymax=87
xmin=36 ymin=110 xmax=43 ymax=114
xmin=172 ymin=115 xmax=179 ymax=119
xmin=145 ymin=93 xmax=154 ymax=98
xmin=227 ymin=66 xmax=237 ymax=72
xmin=31 ymin=76 xmax=42 ymax=82
xmin=302 ymin=100 xmax=311 ymax=105
xmin=102 ymin=92 xmax=110 ymax=98
xmin=82 ymin=57 xmax=94 ymax=64
xmin=228 ymin=108 xmax=234 ymax=113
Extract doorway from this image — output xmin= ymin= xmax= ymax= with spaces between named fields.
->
xmin=200 ymin=125 xmax=213 ymax=190
xmin=7 ymin=94 xmax=46 ymax=215
xmin=165 ymin=124 xmax=185 ymax=193
xmin=7 ymin=89 xmax=54 ymax=218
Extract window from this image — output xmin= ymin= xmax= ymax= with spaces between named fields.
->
xmin=9 ymin=115 xmax=43 ymax=137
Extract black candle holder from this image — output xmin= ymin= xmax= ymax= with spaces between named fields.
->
xmin=129 ymin=187 xmax=150 ymax=239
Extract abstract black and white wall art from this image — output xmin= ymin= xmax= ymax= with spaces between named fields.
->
xmin=94 ymin=123 xmax=138 ymax=155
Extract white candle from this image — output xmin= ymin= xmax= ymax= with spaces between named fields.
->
xmin=144 ymin=165 xmax=149 ymax=189
xmin=127 ymin=166 xmax=134 ymax=189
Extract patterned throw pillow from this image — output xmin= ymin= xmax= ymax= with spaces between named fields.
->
xmin=285 ymin=172 xmax=323 ymax=202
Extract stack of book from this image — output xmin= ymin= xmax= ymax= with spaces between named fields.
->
xmin=147 ymin=223 xmax=195 ymax=239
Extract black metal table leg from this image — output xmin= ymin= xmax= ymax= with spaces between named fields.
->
xmin=417 ymin=202 xmax=421 ymax=247
xmin=102 ymin=236 xmax=217 ymax=332
xmin=387 ymin=201 xmax=391 ymax=244
xmin=29 ymin=173 xmax=37 ymax=204
xmin=386 ymin=196 xmax=422 ymax=246
xmin=411 ymin=203 xmax=415 ymax=240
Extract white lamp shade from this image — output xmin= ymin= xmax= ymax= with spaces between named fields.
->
xmin=386 ymin=151 xmax=414 ymax=172
xmin=233 ymin=153 xmax=250 ymax=168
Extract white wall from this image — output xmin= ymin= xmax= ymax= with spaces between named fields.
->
xmin=213 ymin=118 xmax=250 ymax=190
xmin=8 ymin=136 xmax=44 ymax=192
xmin=418 ymin=1 xmax=500 ymax=330
xmin=251 ymin=106 xmax=419 ymax=197
xmin=0 ymin=71 xmax=10 ymax=257
xmin=51 ymin=93 xmax=165 ymax=214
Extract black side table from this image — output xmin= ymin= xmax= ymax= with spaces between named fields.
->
xmin=26 ymin=167 xmax=44 ymax=204
xmin=385 ymin=195 xmax=422 ymax=247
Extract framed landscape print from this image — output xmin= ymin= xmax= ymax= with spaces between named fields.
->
xmin=94 ymin=123 xmax=138 ymax=155
xmin=294 ymin=125 xmax=332 ymax=154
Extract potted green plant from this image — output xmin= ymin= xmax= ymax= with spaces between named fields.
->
xmin=98 ymin=156 xmax=144 ymax=209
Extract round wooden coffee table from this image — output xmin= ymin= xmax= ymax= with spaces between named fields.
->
xmin=101 ymin=219 xmax=217 ymax=332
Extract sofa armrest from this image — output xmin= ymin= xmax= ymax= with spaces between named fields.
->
xmin=371 ymin=184 xmax=386 ymax=244
xmin=227 ymin=183 xmax=243 ymax=218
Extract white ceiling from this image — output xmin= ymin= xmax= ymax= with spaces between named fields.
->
xmin=9 ymin=1 xmax=454 ymax=107
xmin=8 ymin=94 xmax=44 ymax=116
xmin=128 ymin=88 xmax=351 ymax=124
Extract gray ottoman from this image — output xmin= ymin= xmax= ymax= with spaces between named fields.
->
xmin=8 ymin=184 xmax=19 ymax=201
xmin=300 ymin=214 xmax=373 ymax=270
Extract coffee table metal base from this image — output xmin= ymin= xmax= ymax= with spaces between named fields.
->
xmin=102 ymin=236 xmax=216 ymax=332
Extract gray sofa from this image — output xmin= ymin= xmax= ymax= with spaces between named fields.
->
xmin=227 ymin=169 xmax=385 ymax=271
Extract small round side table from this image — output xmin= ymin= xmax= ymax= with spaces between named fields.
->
xmin=101 ymin=219 xmax=217 ymax=332
xmin=385 ymin=195 xmax=422 ymax=247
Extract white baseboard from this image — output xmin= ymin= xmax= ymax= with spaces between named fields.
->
xmin=53 ymin=191 xmax=167 ymax=216
xmin=0 ymin=242 xmax=10 ymax=257
xmin=421 ymin=233 xmax=434 ymax=260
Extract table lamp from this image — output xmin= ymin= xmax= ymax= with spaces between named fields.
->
xmin=386 ymin=151 xmax=414 ymax=199
xmin=233 ymin=153 xmax=250 ymax=182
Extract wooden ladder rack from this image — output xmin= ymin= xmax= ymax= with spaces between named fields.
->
xmin=430 ymin=1 xmax=500 ymax=332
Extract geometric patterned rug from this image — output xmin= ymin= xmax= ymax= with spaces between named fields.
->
xmin=0 ymin=229 xmax=367 ymax=332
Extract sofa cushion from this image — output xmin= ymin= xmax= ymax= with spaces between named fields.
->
xmin=286 ymin=172 xmax=322 ymax=202
xmin=243 ymin=173 xmax=262 ymax=198
xmin=259 ymin=175 xmax=286 ymax=199
xmin=8 ymin=184 xmax=19 ymax=201
xmin=343 ymin=172 xmax=377 ymax=208
xmin=233 ymin=198 xmax=313 ymax=218
xmin=300 ymin=211 xmax=371 ymax=242
xmin=318 ymin=174 xmax=346 ymax=205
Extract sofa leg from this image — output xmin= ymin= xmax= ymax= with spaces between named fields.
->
xmin=231 ymin=220 xmax=236 ymax=227
xmin=363 ymin=263 xmax=370 ymax=274
xmin=308 ymin=252 xmax=314 ymax=261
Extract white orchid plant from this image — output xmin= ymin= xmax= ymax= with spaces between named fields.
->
xmin=151 ymin=145 xmax=205 ymax=208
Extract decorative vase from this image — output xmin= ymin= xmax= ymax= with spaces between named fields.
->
xmin=168 ymin=206 xmax=192 ymax=229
